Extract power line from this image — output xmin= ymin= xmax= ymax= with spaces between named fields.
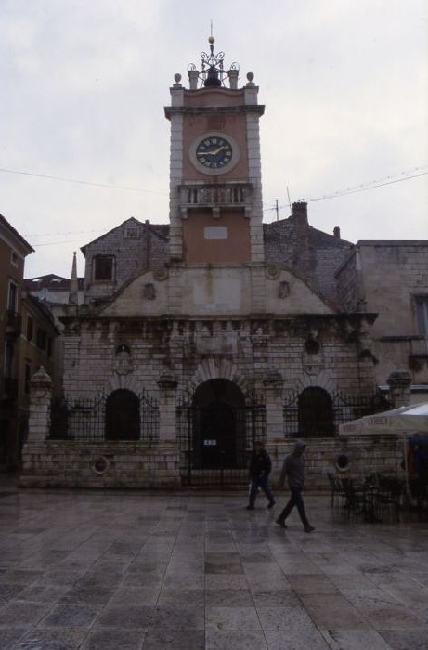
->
xmin=308 ymin=168 xmax=428 ymax=202
xmin=0 ymin=167 xmax=167 ymax=195
xmin=4 ymin=164 xmax=426 ymax=206
xmin=264 ymin=166 xmax=428 ymax=213
xmin=28 ymin=228 xmax=106 ymax=238
xmin=32 ymin=239 xmax=87 ymax=247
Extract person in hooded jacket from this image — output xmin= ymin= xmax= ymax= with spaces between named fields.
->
xmin=246 ymin=441 xmax=276 ymax=510
xmin=276 ymin=440 xmax=315 ymax=533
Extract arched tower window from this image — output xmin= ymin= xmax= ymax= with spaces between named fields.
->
xmin=105 ymin=389 xmax=140 ymax=441
xmin=298 ymin=387 xmax=334 ymax=437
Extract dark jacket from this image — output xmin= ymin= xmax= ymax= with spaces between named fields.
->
xmin=279 ymin=440 xmax=306 ymax=489
xmin=249 ymin=448 xmax=272 ymax=479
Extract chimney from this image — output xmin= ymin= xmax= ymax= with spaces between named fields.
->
xmin=333 ymin=226 xmax=341 ymax=239
xmin=291 ymin=201 xmax=308 ymax=224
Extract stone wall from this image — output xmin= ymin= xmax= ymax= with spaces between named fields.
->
xmin=359 ymin=242 xmax=428 ymax=336
xmin=264 ymin=210 xmax=355 ymax=305
xmin=20 ymin=437 xmax=405 ymax=491
xmin=82 ymin=219 xmax=168 ymax=302
xmin=60 ymin=315 xmax=376 ymax=402
xmin=20 ymin=442 xmax=180 ymax=489
xmin=20 ymin=364 xmax=407 ymax=491
xmin=268 ymin=436 xmax=405 ymax=492
xmin=349 ymin=242 xmax=428 ymax=386
xmin=336 ymin=250 xmax=359 ymax=311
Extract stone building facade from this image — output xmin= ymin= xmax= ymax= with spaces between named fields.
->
xmin=0 ymin=214 xmax=34 ymax=470
xmin=337 ymin=241 xmax=428 ymax=390
xmin=20 ymin=39 xmax=427 ymax=489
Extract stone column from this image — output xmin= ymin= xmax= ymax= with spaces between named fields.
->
xmin=27 ymin=366 xmax=53 ymax=444
xmin=263 ymin=367 xmax=284 ymax=444
xmin=19 ymin=366 xmax=52 ymax=487
xmin=387 ymin=371 xmax=411 ymax=409
xmin=157 ymin=370 xmax=178 ymax=442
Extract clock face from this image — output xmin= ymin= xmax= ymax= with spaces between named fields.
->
xmin=196 ymin=136 xmax=233 ymax=169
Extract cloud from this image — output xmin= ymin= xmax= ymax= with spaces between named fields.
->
xmin=1 ymin=0 xmax=427 ymax=279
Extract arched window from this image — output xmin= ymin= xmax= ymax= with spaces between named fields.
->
xmin=105 ymin=389 xmax=140 ymax=441
xmin=298 ymin=387 xmax=334 ymax=437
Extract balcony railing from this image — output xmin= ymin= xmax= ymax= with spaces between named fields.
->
xmin=179 ymin=183 xmax=252 ymax=217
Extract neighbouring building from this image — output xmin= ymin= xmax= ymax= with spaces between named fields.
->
xmin=18 ymin=291 xmax=59 ymax=455
xmin=24 ymin=270 xmax=85 ymax=313
xmin=20 ymin=38 xmax=428 ymax=489
xmin=24 ymin=267 xmax=85 ymax=387
xmin=337 ymin=241 xmax=428 ymax=394
xmin=0 ymin=213 xmax=34 ymax=470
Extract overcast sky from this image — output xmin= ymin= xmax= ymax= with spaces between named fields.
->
xmin=1 ymin=0 xmax=427 ymax=279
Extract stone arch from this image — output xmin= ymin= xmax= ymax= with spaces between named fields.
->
xmin=187 ymin=357 xmax=250 ymax=400
xmin=296 ymin=370 xmax=335 ymax=395
xmin=106 ymin=372 xmax=142 ymax=395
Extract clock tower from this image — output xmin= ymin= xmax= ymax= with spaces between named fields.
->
xmin=164 ymin=37 xmax=265 ymax=265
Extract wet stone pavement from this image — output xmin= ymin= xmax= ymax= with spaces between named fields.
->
xmin=0 ymin=481 xmax=427 ymax=649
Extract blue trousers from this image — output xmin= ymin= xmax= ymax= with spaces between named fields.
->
xmin=278 ymin=487 xmax=310 ymax=526
xmin=249 ymin=474 xmax=275 ymax=506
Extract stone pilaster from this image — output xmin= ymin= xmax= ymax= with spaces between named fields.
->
xmin=157 ymin=370 xmax=178 ymax=442
xmin=387 ymin=371 xmax=411 ymax=408
xmin=263 ymin=367 xmax=284 ymax=444
xmin=166 ymin=98 xmax=184 ymax=262
xmin=246 ymin=111 xmax=265 ymax=264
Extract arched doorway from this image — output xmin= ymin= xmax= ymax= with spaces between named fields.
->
xmin=298 ymin=386 xmax=334 ymax=437
xmin=192 ymin=379 xmax=245 ymax=469
xmin=105 ymin=389 xmax=140 ymax=441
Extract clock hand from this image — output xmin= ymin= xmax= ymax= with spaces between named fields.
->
xmin=204 ymin=146 xmax=227 ymax=156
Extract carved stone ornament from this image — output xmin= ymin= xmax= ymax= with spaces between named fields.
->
xmin=143 ymin=283 xmax=156 ymax=300
xmin=302 ymin=350 xmax=324 ymax=376
xmin=30 ymin=365 xmax=52 ymax=387
xmin=91 ymin=456 xmax=110 ymax=475
xmin=266 ymin=265 xmax=280 ymax=279
xmin=153 ymin=267 xmax=168 ymax=281
xmin=114 ymin=348 xmax=133 ymax=376
xmin=263 ymin=367 xmax=283 ymax=386
xmin=157 ymin=370 xmax=178 ymax=390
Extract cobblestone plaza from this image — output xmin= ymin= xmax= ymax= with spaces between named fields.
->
xmin=0 ymin=479 xmax=427 ymax=649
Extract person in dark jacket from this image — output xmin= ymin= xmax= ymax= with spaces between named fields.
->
xmin=246 ymin=441 xmax=276 ymax=510
xmin=276 ymin=440 xmax=315 ymax=532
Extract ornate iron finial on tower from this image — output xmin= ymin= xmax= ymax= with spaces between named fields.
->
xmin=188 ymin=34 xmax=239 ymax=89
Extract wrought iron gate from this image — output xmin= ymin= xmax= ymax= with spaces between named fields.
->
xmin=176 ymin=400 xmax=266 ymax=486
xmin=283 ymin=389 xmax=377 ymax=438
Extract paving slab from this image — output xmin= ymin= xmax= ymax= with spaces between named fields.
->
xmin=0 ymin=483 xmax=427 ymax=649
